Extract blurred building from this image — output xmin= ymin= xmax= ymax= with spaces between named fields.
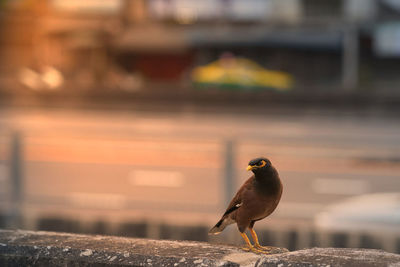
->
xmin=1 ymin=0 xmax=400 ymax=94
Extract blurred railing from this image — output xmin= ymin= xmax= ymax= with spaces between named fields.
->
xmin=0 ymin=122 xmax=400 ymax=253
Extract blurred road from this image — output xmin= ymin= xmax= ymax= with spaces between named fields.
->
xmin=0 ymin=107 xmax=400 ymax=230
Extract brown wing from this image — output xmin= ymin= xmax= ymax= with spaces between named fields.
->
xmin=209 ymin=175 xmax=255 ymax=234
xmin=222 ymin=175 xmax=255 ymax=217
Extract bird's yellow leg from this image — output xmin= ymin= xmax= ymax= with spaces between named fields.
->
xmin=249 ymin=228 xmax=273 ymax=251
xmin=240 ymin=232 xmax=264 ymax=254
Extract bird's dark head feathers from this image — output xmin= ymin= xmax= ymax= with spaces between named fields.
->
xmin=247 ymin=157 xmax=271 ymax=172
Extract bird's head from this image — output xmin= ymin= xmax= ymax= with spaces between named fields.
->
xmin=246 ymin=157 xmax=271 ymax=173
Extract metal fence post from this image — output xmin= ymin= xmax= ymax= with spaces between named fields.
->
xmin=223 ymin=139 xmax=240 ymax=243
xmin=224 ymin=140 xmax=235 ymax=207
xmin=7 ymin=131 xmax=23 ymax=229
xmin=342 ymin=26 xmax=359 ymax=90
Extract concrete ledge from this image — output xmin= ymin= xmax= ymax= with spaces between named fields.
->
xmin=1 ymin=230 xmax=400 ymax=267
xmin=257 ymin=248 xmax=400 ymax=267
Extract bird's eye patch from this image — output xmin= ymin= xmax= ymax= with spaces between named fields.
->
xmin=258 ymin=160 xmax=267 ymax=167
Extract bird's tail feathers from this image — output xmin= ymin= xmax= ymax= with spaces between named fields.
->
xmin=208 ymin=227 xmax=222 ymax=235
xmin=208 ymin=217 xmax=233 ymax=235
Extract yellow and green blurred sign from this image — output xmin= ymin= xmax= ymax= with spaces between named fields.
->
xmin=191 ymin=57 xmax=293 ymax=91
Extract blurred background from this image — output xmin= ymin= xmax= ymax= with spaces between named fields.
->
xmin=1 ymin=0 xmax=400 ymax=253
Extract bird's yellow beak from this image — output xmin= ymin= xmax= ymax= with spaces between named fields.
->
xmin=246 ymin=165 xmax=254 ymax=171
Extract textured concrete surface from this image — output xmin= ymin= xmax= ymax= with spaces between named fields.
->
xmin=0 ymin=230 xmax=400 ymax=266
xmin=258 ymin=247 xmax=400 ymax=267
xmin=0 ymin=229 xmax=283 ymax=266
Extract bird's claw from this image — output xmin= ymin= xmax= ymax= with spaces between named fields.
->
xmin=242 ymin=246 xmax=272 ymax=254
xmin=254 ymin=244 xmax=274 ymax=251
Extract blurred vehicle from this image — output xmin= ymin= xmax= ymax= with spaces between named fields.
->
xmin=191 ymin=55 xmax=293 ymax=91
xmin=314 ymin=193 xmax=400 ymax=234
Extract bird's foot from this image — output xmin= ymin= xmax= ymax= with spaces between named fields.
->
xmin=254 ymin=244 xmax=274 ymax=251
xmin=242 ymin=246 xmax=271 ymax=254
xmin=254 ymin=245 xmax=290 ymax=254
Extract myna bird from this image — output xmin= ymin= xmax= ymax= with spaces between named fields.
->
xmin=209 ymin=157 xmax=283 ymax=254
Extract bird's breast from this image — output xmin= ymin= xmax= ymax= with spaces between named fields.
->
xmin=254 ymin=176 xmax=282 ymax=197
